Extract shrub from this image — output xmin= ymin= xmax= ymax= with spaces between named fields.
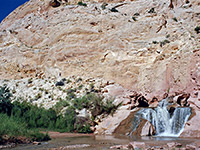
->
xmin=101 ymin=3 xmax=107 ymax=10
xmin=0 ymin=85 xmax=13 ymax=116
xmin=134 ymin=13 xmax=140 ymax=16
xmin=172 ymin=17 xmax=178 ymax=22
xmin=160 ymin=39 xmax=170 ymax=47
xmin=73 ymin=96 xmax=90 ymax=110
xmin=55 ymin=107 xmax=76 ymax=132
xmin=29 ymin=131 xmax=50 ymax=142
xmin=77 ymin=1 xmax=87 ymax=7
xmin=132 ymin=16 xmax=137 ymax=21
xmin=53 ymin=99 xmax=69 ymax=114
xmin=148 ymin=8 xmax=155 ymax=13
xmin=75 ymin=124 xmax=92 ymax=133
xmin=72 ymin=93 xmax=120 ymax=118
xmin=28 ymin=78 xmax=32 ymax=84
xmin=11 ymin=101 xmax=57 ymax=129
xmin=110 ymin=7 xmax=118 ymax=12
xmin=194 ymin=26 xmax=200 ymax=34
xmin=103 ymin=99 xmax=122 ymax=116
xmin=0 ymin=113 xmax=50 ymax=142
xmin=152 ymin=41 xmax=159 ymax=44
xmin=55 ymin=81 xmax=64 ymax=86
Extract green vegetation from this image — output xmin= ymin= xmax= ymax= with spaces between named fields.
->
xmin=148 ymin=8 xmax=155 ymax=13
xmin=194 ymin=26 xmax=200 ymax=34
xmin=160 ymin=39 xmax=170 ymax=47
xmin=72 ymin=93 xmax=121 ymax=117
xmin=0 ymin=86 xmax=50 ymax=143
xmin=172 ymin=17 xmax=178 ymax=22
xmin=152 ymin=39 xmax=170 ymax=47
xmin=0 ymin=113 xmax=50 ymax=144
xmin=53 ymin=99 xmax=69 ymax=114
xmin=101 ymin=3 xmax=107 ymax=10
xmin=110 ymin=7 xmax=119 ymax=12
xmin=77 ymin=1 xmax=87 ymax=7
xmin=28 ymin=78 xmax=32 ymax=84
xmin=132 ymin=16 xmax=137 ymax=21
xmin=0 ymin=83 xmax=121 ymax=143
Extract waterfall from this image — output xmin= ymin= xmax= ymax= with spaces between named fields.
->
xmin=134 ymin=99 xmax=191 ymax=137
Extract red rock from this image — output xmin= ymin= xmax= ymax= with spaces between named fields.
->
xmin=128 ymin=142 xmax=145 ymax=149
xmin=186 ymin=144 xmax=196 ymax=150
xmin=140 ymin=120 xmax=156 ymax=136
xmin=167 ymin=142 xmax=182 ymax=149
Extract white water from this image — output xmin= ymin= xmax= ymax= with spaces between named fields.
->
xmin=135 ymin=99 xmax=191 ymax=137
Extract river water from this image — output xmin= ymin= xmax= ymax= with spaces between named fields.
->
xmin=9 ymin=135 xmax=197 ymax=150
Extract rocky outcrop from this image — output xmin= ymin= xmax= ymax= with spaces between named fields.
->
xmin=0 ymin=0 xmax=200 ymax=138
xmin=0 ymin=0 xmax=199 ymax=95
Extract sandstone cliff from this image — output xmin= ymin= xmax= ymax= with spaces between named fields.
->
xmin=0 ymin=0 xmax=200 ymax=137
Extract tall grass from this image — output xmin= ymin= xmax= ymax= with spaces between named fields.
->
xmin=0 ymin=113 xmax=50 ymax=144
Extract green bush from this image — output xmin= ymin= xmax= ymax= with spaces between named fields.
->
xmin=73 ymin=96 xmax=89 ymax=110
xmin=11 ymin=101 xmax=57 ymax=129
xmin=72 ymin=93 xmax=120 ymax=118
xmin=195 ymin=26 xmax=200 ymax=34
xmin=0 ymin=85 xmax=13 ymax=115
xmin=55 ymin=107 xmax=76 ymax=132
xmin=53 ymin=99 xmax=69 ymax=114
xmin=29 ymin=131 xmax=50 ymax=142
xmin=0 ymin=113 xmax=50 ymax=143
xmin=75 ymin=124 xmax=92 ymax=133
xmin=77 ymin=1 xmax=87 ymax=7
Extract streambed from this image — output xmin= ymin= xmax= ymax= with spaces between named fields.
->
xmin=9 ymin=134 xmax=198 ymax=150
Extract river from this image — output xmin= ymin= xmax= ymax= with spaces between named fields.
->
xmin=8 ymin=134 xmax=198 ymax=150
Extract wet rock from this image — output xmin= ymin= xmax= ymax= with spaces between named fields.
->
xmin=130 ymin=119 xmax=155 ymax=136
xmin=140 ymin=120 xmax=156 ymax=136
xmin=149 ymin=97 xmax=159 ymax=107
xmin=168 ymin=106 xmax=176 ymax=117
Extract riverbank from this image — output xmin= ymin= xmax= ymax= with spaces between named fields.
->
xmin=47 ymin=131 xmax=94 ymax=138
xmin=9 ymin=134 xmax=200 ymax=150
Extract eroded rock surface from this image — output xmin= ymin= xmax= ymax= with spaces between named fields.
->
xmin=0 ymin=0 xmax=200 ymax=137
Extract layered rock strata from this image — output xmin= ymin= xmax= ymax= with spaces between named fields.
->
xmin=0 ymin=0 xmax=200 ymax=137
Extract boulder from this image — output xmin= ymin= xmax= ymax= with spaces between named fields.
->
xmin=95 ymin=109 xmax=132 ymax=135
xmin=180 ymin=99 xmax=200 ymax=138
xmin=128 ymin=142 xmax=145 ymax=150
xmin=186 ymin=144 xmax=196 ymax=150
xmin=140 ymin=120 xmax=156 ymax=136
xmin=131 ymin=119 xmax=155 ymax=136
xmin=167 ymin=142 xmax=182 ymax=149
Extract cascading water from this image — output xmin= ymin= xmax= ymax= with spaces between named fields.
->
xmin=133 ymin=99 xmax=191 ymax=137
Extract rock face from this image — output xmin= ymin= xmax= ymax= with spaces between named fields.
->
xmin=0 ymin=0 xmax=200 ymax=137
